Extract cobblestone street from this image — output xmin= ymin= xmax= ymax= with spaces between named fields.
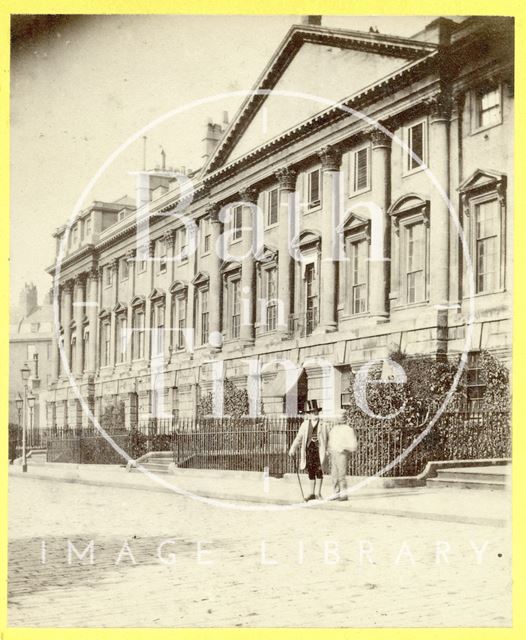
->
xmin=8 ymin=477 xmax=511 ymax=627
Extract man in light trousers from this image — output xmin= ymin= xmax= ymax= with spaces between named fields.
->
xmin=328 ymin=409 xmax=358 ymax=501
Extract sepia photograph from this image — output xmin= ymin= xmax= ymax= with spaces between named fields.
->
xmin=6 ymin=9 xmax=515 ymax=630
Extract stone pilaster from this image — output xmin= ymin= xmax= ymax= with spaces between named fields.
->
xmin=275 ymin=166 xmax=297 ymax=335
xmin=368 ymin=126 xmax=392 ymax=321
xmin=62 ymin=280 xmax=74 ymax=374
xmin=145 ymin=240 xmax=155 ymax=363
xmin=428 ymin=91 xmax=451 ymax=307
xmin=239 ymin=187 xmax=259 ymax=345
xmin=110 ymin=258 xmax=119 ymax=368
xmin=207 ymin=202 xmax=223 ymax=351
xmin=86 ymin=267 xmax=99 ymax=374
xmin=74 ymin=274 xmax=86 ymax=376
xmin=316 ymin=146 xmax=342 ymax=333
xmin=126 ymin=250 xmax=136 ymax=366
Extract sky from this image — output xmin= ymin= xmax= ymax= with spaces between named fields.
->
xmin=10 ymin=14 xmax=442 ymax=304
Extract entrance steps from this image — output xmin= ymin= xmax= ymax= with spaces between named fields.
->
xmin=426 ymin=464 xmax=511 ymax=490
xmin=129 ymin=451 xmax=173 ymax=474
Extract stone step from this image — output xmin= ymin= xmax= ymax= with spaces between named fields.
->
xmin=436 ymin=469 xmax=509 ymax=483
xmin=130 ymin=462 xmax=172 ymax=474
xmin=427 ymin=477 xmax=507 ymax=491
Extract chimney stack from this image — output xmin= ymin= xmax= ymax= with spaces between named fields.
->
xmin=20 ymin=283 xmax=38 ymax=318
xmin=301 ymin=16 xmax=322 ymax=26
xmin=202 ymin=119 xmax=223 ymax=162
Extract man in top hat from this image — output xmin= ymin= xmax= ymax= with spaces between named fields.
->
xmin=288 ymin=399 xmax=328 ymax=500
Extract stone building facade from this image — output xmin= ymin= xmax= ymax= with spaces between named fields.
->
xmin=46 ymin=16 xmax=514 ymax=427
xmin=10 ymin=284 xmax=53 ymax=429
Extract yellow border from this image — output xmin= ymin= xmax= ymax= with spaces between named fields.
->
xmin=1 ymin=1 xmax=524 ymax=639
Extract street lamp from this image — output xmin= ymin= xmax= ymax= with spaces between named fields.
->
xmin=28 ymin=394 xmax=35 ymax=450
xmin=20 ymin=363 xmax=31 ymax=473
xmin=14 ymin=396 xmax=23 ymax=465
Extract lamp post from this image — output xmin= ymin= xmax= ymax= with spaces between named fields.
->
xmin=15 ymin=396 xmax=23 ymax=464
xmin=28 ymin=394 xmax=35 ymax=450
xmin=20 ymin=363 xmax=30 ymax=473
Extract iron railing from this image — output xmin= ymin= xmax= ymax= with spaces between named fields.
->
xmin=39 ymin=410 xmax=511 ymax=476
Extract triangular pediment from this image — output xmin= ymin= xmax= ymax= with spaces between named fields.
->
xmin=202 ymin=25 xmax=436 ymax=176
xmin=458 ymin=169 xmax=506 ymax=194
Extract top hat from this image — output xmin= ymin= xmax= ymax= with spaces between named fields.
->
xmin=304 ymin=399 xmax=322 ymax=413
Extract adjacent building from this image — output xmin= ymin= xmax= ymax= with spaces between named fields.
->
xmin=46 ymin=16 xmax=514 ymax=427
xmin=9 ymin=283 xmax=53 ymax=429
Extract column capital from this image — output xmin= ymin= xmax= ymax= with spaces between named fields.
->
xmin=426 ymin=91 xmax=452 ymax=121
xmin=148 ymin=239 xmax=156 ymax=257
xmin=74 ymin=273 xmax=87 ymax=288
xmin=88 ymin=266 xmax=99 ymax=281
xmin=239 ymin=186 xmax=259 ymax=204
xmin=367 ymin=126 xmax=393 ymax=149
xmin=205 ymin=202 xmax=222 ymax=223
xmin=110 ymin=257 xmax=119 ymax=271
xmin=63 ymin=279 xmax=74 ymax=294
xmin=275 ymin=166 xmax=297 ymax=191
xmin=318 ymin=145 xmax=342 ymax=171
xmin=125 ymin=248 xmax=136 ymax=262
xmin=452 ymin=90 xmax=466 ymax=117
xmin=163 ymin=229 xmax=176 ymax=246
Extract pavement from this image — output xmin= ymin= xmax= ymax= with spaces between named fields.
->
xmin=8 ymin=460 xmax=511 ymax=527
xmin=8 ymin=475 xmax=512 ymax=627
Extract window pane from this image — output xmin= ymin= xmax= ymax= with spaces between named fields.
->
xmin=354 ymin=148 xmax=368 ymax=191
xmin=268 ymin=189 xmax=279 ymax=226
xmin=475 ymin=200 xmax=499 ymax=293
xmin=478 ymin=88 xmax=501 ymax=128
xmin=309 ymin=170 xmax=320 ymax=204
xmin=408 ymin=123 xmax=424 ymax=170
xmin=406 ymin=222 xmax=425 ymax=303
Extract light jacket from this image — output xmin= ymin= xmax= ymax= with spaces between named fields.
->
xmin=289 ymin=417 xmax=328 ymax=470
xmin=328 ymin=422 xmax=358 ymax=454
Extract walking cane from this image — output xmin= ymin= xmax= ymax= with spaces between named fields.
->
xmin=293 ymin=452 xmax=306 ymax=502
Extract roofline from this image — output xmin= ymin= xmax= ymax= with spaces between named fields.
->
xmin=200 ymin=23 xmax=437 ymax=177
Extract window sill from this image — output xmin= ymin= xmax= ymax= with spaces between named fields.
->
xmin=305 ymin=202 xmax=321 ymax=214
xmin=402 ymin=165 xmax=427 ymax=179
xmin=265 ymin=222 xmax=279 ymax=231
xmin=463 ymin=287 xmax=506 ymax=299
xmin=349 ymin=186 xmax=371 ymax=198
xmin=470 ymin=120 xmax=503 ymax=136
xmin=339 ymin=311 xmax=370 ymax=320
xmin=392 ymin=300 xmax=429 ymax=310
